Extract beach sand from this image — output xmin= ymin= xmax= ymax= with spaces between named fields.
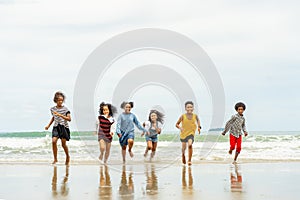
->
xmin=0 ymin=162 xmax=299 ymax=200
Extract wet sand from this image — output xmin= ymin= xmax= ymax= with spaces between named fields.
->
xmin=0 ymin=162 xmax=299 ymax=200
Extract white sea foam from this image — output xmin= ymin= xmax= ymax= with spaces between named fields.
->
xmin=1 ymin=134 xmax=300 ymax=163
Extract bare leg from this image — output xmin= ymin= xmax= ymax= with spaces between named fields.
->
xmin=99 ymin=139 xmax=105 ymax=161
xmin=145 ymin=140 xmax=152 ymax=157
xmin=128 ymin=139 xmax=134 ymax=157
xmin=104 ymin=142 xmax=111 ymax=164
xmin=122 ymin=146 xmax=127 ymax=163
xmin=187 ymin=139 xmax=193 ymax=166
xmin=233 ymin=152 xmax=240 ymax=163
xmin=61 ymin=138 xmax=70 ymax=165
xmin=182 ymin=142 xmax=187 ymax=164
xmin=52 ymin=137 xmax=58 ymax=164
xmin=151 ymin=142 xmax=157 ymax=158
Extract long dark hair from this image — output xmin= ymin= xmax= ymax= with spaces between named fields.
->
xmin=148 ymin=110 xmax=164 ymax=124
xmin=99 ymin=102 xmax=117 ymax=117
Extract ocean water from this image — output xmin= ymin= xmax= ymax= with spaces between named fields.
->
xmin=0 ymin=131 xmax=300 ymax=164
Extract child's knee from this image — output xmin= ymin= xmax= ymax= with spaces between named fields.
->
xmin=62 ymin=143 xmax=67 ymax=148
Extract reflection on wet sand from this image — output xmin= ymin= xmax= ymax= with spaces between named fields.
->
xmin=119 ymin=165 xmax=134 ymax=199
xmin=145 ymin=164 xmax=158 ymax=196
xmin=99 ymin=165 xmax=112 ymax=199
xmin=52 ymin=166 xmax=69 ymax=198
xmin=230 ymin=164 xmax=243 ymax=199
xmin=182 ymin=166 xmax=193 ymax=196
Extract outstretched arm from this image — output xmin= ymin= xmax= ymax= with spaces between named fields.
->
xmin=222 ymin=115 xmax=235 ymax=135
xmin=45 ymin=117 xmax=54 ymax=130
xmin=133 ymin=115 xmax=147 ymax=132
xmin=242 ymin=120 xmax=248 ymax=136
xmin=116 ymin=115 xmax=122 ymax=137
xmin=176 ymin=115 xmax=183 ymax=131
xmin=196 ymin=115 xmax=201 ymax=134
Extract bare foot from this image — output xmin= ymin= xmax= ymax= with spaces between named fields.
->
xmin=128 ymin=151 xmax=134 ymax=158
xmin=144 ymin=151 xmax=148 ymax=157
xmin=99 ymin=153 xmax=104 ymax=161
xmin=228 ymin=150 xmax=233 ymax=155
xmin=52 ymin=160 xmax=58 ymax=165
xmin=151 ymin=152 xmax=155 ymax=159
xmin=188 ymin=161 xmax=192 ymax=166
xmin=182 ymin=154 xmax=186 ymax=165
xmin=65 ymin=156 xmax=70 ymax=165
xmin=232 ymin=160 xmax=237 ymax=164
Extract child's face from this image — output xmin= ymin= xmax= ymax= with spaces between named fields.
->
xmin=185 ymin=104 xmax=194 ymax=114
xmin=56 ymin=96 xmax=64 ymax=107
xmin=150 ymin=113 xmax=157 ymax=122
xmin=237 ymin=107 xmax=244 ymax=115
xmin=103 ymin=106 xmax=110 ymax=116
xmin=124 ymin=104 xmax=131 ymax=113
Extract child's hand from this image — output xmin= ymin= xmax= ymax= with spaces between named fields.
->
xmin=179 ymin=127 xmax=184 ymax=132
xmin=221 ymin=132 xmax=226 ymax=136
xmin=244 ymin=132 xmax=248 ymax=137
xmin=117 ymin=133 xmax=121 ymax=138
xmin=110 ymin=132 xmax=114 ymax=136
xmin=45 ymin=125 xmax=49 ymax=130
xmin=198 ymin=127 xmax=201 ymax=134
xmin=53 ymin=111 xmax=61 ymax=117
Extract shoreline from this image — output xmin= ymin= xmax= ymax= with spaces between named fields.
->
xmin=1 ymin=162 xmax=299 ymax=200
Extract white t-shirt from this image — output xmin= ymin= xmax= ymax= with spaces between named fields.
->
xmin=144 ymin=121 xmax=163 ymax=137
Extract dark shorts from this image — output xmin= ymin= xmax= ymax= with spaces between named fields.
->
xmin=52 ymin=124 xmax=70 ymax=141
xmin=180 ymin=134 xmax=194 ymax=143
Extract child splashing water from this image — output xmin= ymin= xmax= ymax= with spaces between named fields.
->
xmin=142 ymin=110 xmax=164 ymax=160
xmin=116 ymin=102 xmax=148 ymax=163
xmin=45 ymin=91 xmax=71 ymax=165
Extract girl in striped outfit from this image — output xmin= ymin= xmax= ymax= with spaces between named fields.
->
xmin=97 ymin=102 xmax=117 ymax=164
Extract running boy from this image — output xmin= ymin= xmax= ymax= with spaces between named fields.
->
xmin=176 ymin=101 xmax=201 ymax=166
xmin=222 ymin=102 xmax=248 ymax=163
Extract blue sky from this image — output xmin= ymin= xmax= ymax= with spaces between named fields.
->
xmin=0 ymin=0 xmax=299 ymax=132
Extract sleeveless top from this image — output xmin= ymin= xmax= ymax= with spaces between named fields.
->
xmin=180 ymin=114 xmax=197 ymax=139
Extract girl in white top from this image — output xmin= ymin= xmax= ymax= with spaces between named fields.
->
xmin=142 ymin=110 xmax=164 ymax=160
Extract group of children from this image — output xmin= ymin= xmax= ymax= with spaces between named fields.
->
xmin=45 ymin=91 xmax=248 ymax=165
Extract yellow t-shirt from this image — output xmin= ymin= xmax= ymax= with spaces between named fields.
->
xmin=180 ymin=114 xmax=197 ymax=139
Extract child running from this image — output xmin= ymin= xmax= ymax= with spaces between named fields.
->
xmin=45 ymin=91 xmax=71 ymax=165
xmin=222 ymin=102 xmax=248 ymax=164
xmin=176 ymin=101 xmax=201 ymax=166
xmin=116 ymin=101 xmax=148 ymax=163
xmin=97 ymin=102 xmax=117 ymax=164
xmin=141 ymin=110 xmax=164 ymax=160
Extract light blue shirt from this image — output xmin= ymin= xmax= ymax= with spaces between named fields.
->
xmin=116 ymin=113 xmax=147 ymax=135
